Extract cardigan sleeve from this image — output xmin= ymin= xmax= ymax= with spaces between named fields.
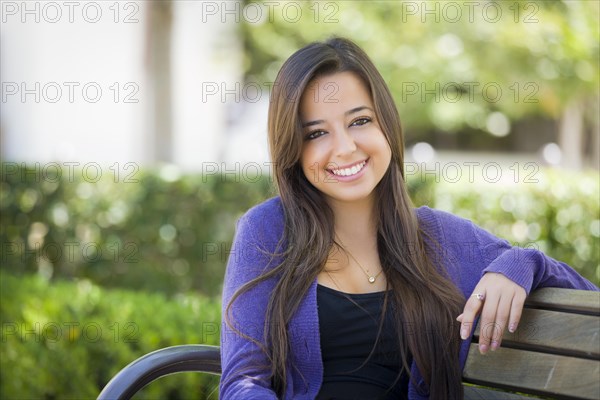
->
xmin=219 ymin=207 xmax=283 ymax=400
xmin=422 ymin=206 xmax=599 ymax=294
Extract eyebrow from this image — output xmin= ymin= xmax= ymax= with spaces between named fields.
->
xmin=301 ymin=106 xmax=373 ymax=128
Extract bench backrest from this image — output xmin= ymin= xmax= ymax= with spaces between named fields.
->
xmin=463 ymin=287 xmax=600 ymax=399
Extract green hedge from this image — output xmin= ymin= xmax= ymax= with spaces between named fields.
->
xmin=0 ymin=162 xmax=274 ymax=297
xmin=426 ymin=167 xmax=599 ymax=283
xmin=0 ymin=271 xmax=221 ymax=399
xmin=1 ymin=162 xmax=598 ymax=297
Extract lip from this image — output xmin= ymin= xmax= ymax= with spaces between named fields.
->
xmin=326 ymin=158 xmax=369 ymax=182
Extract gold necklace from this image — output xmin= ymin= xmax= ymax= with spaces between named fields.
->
xmin=336 ymin=237 xmax=383 ymax=284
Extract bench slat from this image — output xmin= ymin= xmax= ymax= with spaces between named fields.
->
xmin=474 ymin=308 xmax=600 ymax=358
xmin=526 ymin=288 xmax=600 ymax=315
xmin=463 ymin=344 xmax=600 ymax=399
xmin=464 ymin=385 xmax=534 ymax=399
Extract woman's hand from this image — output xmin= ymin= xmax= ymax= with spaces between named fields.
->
xmin=456 ymin=272 xmax=527 ymax=354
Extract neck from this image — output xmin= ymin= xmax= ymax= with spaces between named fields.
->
xmin=328 ymin=196 xmax=378 ymax=245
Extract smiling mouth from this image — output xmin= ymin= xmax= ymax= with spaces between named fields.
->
xmin=328 ymin=159 xmax=368 ymax=177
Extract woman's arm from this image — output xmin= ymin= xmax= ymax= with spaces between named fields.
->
xmin=219 ymin=209 xmax=281 ymax=400
xmin=457 ymin=214 xmax=599 ymax=354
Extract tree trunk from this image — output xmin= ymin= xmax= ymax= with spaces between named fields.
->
xmin=558 ymin=99 xmax=584 ymax=170
xmin=588 ymin=95 xmax=600 ymax=170
xmin=145 ymin=1 xmax=173 ymax=163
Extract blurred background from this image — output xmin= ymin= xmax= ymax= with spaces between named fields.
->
xmin=1 ymin=1 xmax=598 ymax=398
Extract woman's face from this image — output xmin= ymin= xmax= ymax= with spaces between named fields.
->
xmin=299 ymin=71 xmax=392 ymax=206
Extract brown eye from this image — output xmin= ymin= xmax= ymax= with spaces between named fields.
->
xmin=305 ymin=130 xmax=326 ymax=140
xmin=350 ymin=117 xmax=371 ymax=127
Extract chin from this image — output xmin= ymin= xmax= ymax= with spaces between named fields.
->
xmin=326 ymin=190 xmax=376 ymax=204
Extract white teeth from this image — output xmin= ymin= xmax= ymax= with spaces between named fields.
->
xmin=330 ymin=161 xmax=366 ymax=177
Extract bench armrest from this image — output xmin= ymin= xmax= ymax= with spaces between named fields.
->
xmin=97 ymin=344 xmax=221 ymax=400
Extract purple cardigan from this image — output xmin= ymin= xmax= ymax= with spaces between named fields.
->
xmin=219 ymin=197 xmax=598 ymax=399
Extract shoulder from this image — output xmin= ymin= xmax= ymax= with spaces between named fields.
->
xmin=236 ymin=196 xmax=285 ymax=246
xmin=242 ymin=195 xmax=284 ymax=222
xmin=224 ymin=196 xmax=286 ymax=292
xmin=414 ymin=206 xmax=512 ymax=259
xmin=415 ymin=205 xmax=475 ymax=238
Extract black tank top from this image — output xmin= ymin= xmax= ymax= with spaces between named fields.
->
xmin=316 ymin=284 xmax=410 ymax=400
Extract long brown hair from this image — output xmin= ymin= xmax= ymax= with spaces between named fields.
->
xmin=226 ymin=37 xmax=465 ymax=398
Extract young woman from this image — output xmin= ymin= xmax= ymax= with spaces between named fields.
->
xmin=219 ymin=37 xmax=598 ymax=399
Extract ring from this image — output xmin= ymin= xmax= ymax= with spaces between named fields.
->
xmin=471 ymin=293 xmax=485 ymax=301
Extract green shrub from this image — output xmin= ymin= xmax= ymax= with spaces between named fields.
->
xmin=426 ymin=167 xmax=599 ymax=283
xmin=0 ymin=163 xmax=274 ymax=297
xmin=0 ymin=271 xmax=221 ymax=399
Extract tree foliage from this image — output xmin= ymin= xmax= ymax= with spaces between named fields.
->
xmin=241 ymin=0 xmax=599 ymax=137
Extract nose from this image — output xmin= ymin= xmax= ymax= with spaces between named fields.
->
xmin=332 ymin=128 xmax=357 ymax=157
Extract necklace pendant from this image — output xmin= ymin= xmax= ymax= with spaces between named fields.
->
xmin=368 ymin=276 xmax=376 ymax=283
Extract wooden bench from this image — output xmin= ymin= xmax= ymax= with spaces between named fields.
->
xmin=98 ymin=288 xmax=600 ymax=399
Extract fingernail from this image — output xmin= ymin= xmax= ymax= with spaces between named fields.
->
xmin=460 ymin=328 xmax=468 ymax=340
xmin=456 ymin=314 xmax=463 ymax=321
xmin=479 ymin=344 xmax=488 ymax=354
xmin=491 ymin=341 xmax=499 ymax=351
xmin=509 ymin=323 xmax=517 ymax=333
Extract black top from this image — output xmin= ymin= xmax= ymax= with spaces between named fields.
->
xmin=316 ymin=284 xmax=410 ymax=400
